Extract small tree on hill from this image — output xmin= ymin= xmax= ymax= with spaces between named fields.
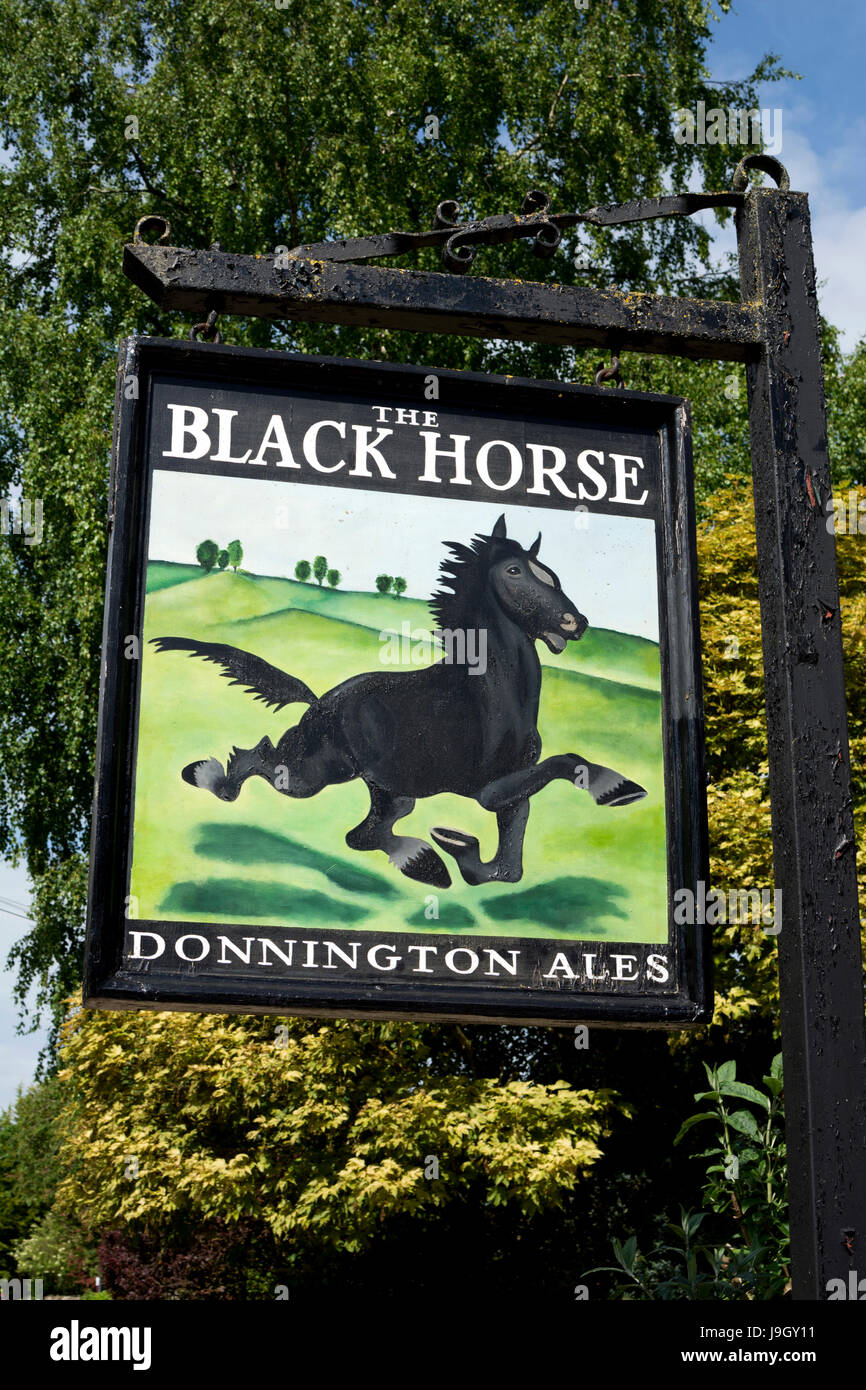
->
xmin=375 ymin=574 xmax=393 ymax=595
xmin=217 ymin=549 xmax=229 ymax=570
xmin=294 ymin=560 xmax=311 ymax=582
xmin=227 ymin=539 xmax=243 ymax=572
xmin=327 ymin=569 xmax=341 ymax=589
xmin=392 ymin=576 xmax=406 ymax=598
xmin=313 ymin=555 xmax=328 ymax=586
xmin=196 ymin=539 xmax=219 ymax=572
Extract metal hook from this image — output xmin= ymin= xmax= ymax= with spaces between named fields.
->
xmin=732 ymin=154 xmax=790 ymax=194
xmin=189 ymin=309 xmax=222 ymax=344
xmin=133 ymin=215 xmax=171 ymax=245
xmin=594 ymin=353 xmax=625 ymax=388
xmin=433 ymin=199 xmax=461 ymax=230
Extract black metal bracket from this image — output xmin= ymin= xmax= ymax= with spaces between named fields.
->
xmin=287 ymin=186 xmax=750 ymax=275
xmin=121 ymin=155 xmax=789 ymax=362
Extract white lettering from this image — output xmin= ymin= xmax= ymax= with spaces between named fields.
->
xmin=418 ymin=432 xmax=471 ymax=485
xmin=350 ymin=425 xmax=396 ymax=478
xmin=127 ymin=932 xmax=165 ymax=961
xmin=175 ymin=934 xmax=209 ymax=962
xmin=609 ymin=453 xmax=648 ymax=505
xmin=367 ymin=943 xmax=400 ymax=971
xmin=576 ymin=448 xmax=607 ymax=501
xmin=163 ymin=404 xmax=210 ymax=459
xmin=303 ymin=420 xmax=346 ymax=472
xmin=211 ymin=409 xmax=252 ymax=465
xmin=526 ymin=444 xmax=577 ymax=499
xmin=249 ymin=414 xmax=299 ymax=468
xmin=475 ymin=440 xmax=522 ymax=492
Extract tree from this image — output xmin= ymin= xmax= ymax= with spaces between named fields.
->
xmin=375 ymin=574 xmax=393 ymax=595
xmin=392 ymin=576 xmax=407 ymax=598
xmin=326 ymin=569 xmax=341 ymax=588
xmin=227 ymin=539 xmax=243 ymax=572
xmin=217 ymin=549 xmax=229 ymax=571
xmin=294 ymin=560 xmax=311 ymax=583
xmin=195 ymin=540 xmax=219 ymax=573
xmin=313 ymin=555 xmax=328 ymax=586
xmin=43 ymin=1005 xmax=622 ymax=1294
xmin=0 ymin=0 xmax=790 ymax=1046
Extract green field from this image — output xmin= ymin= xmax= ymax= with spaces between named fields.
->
xmin=130 ymin=563 xmax=667 ymax=942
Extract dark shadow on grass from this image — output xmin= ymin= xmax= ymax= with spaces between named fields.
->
xmin=161 ymin=877 xmax=368 ymax=922
xmin=405 ymin=904 xmax=476 ymax=931
xmin=194 ymin=822 xmax=398 ymax=897
xmin=480 ymin=876 xmax=628 ymax=936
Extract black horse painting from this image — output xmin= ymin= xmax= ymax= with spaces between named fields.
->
xmin=151 ymin=515 xmax=646 ymax=889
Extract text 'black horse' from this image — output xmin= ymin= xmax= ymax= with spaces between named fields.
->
xmin=151 ymin=515 xmax=646 ymax=888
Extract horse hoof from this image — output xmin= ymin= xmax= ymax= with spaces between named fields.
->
xmin=431 ymin=826 xmax=479 ymax=856
xmin=182 ymin=757 xmax=224 ymax=791
xmin=595 ymin=778 xmax=647 ymax=807
xmin=398 ymin=845 xmax=452 ymax=889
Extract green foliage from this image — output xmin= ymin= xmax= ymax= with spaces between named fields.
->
xmin=584 ymin=1206 xmax=767 ymax=1301
xmin=294 ymin=559 xmax=311 ymax=582
xmin=312 ymin=555 xmax=328 ymax=586
xmin=0 ymin=1107 xmax=31 ymax=1274
xmin=227 ymin=539 xmax=243 ymax=572
xmin=195 ymin=539 xmax=219 ymax=572
xmin=13 ymin=1207 xmax=99 ymax=1295
xmin=375 ymin=573 xmax=393 ymax=595
xmin=0 ymin=1075 xmax=84 ymax=1288
xmin=217 ymin=548 xmax=229 ymax=571
xmin=0 ymin=0 xmax=790 ymax=1038
xmin=589 ymin=1056 xmax=789 ymax=1300
xmin=693 ymin=474 xmax=866 ymax=1029
xmin=392 ymin=576 xmax=407 ymax=598
xmin=674 ymin=1054 xmax=789 ymax=1297
xmin=49 ymin=1006 xmax=624 ymax=1263
xmin=5 ymin=1074 xmax=68 ymax=1211
xmin=326 ymin=568 xmax=341 ymax=588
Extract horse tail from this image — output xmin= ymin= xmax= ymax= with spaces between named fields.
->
xmin=149 ymin=636 xmax=317 ymax=711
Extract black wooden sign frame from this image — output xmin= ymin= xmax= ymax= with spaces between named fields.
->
xmin=84 ymin=337 xmax=710 ymax=1027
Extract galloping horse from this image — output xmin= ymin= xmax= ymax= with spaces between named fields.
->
xmin=151 ymin=515 xmax=646 ymax=888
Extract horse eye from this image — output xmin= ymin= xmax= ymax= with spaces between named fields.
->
xmin=506 ymin=565 xmax=521 ymax=576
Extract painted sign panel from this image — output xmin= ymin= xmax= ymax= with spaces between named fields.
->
xmin=83 ymin=338 xmax=710 ymax=1025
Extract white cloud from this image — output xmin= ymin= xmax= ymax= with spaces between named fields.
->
xmin=693 ymin=86 xmax=866 ymax=350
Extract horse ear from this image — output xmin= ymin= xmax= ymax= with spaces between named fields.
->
xmin=492 ymin=514 xmax=507 ymax=540
xmin=529 ymin=532 xmax=542 ymax=557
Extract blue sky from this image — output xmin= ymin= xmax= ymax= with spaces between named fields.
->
xmin=703 ymin=0 xmax=866 ymax=347
xmin=2 ymin=0 xmax=863 ymax=1107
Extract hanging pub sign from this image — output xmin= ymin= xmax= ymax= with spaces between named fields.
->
xmin=83 ymin=337 xmax=710 ymax=1026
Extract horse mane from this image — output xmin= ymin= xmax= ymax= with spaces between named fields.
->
xmin=429 ymin=531 xmax=526 ymax=630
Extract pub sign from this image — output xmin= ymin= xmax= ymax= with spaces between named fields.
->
xmin=83 ymin=338 xmax=710 ymax=1025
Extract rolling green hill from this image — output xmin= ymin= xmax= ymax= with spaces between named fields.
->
xmin=130 ymin=559 xmax=668 ymax=944
xmin=146 ymin=561 xmax=661 ymax=691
